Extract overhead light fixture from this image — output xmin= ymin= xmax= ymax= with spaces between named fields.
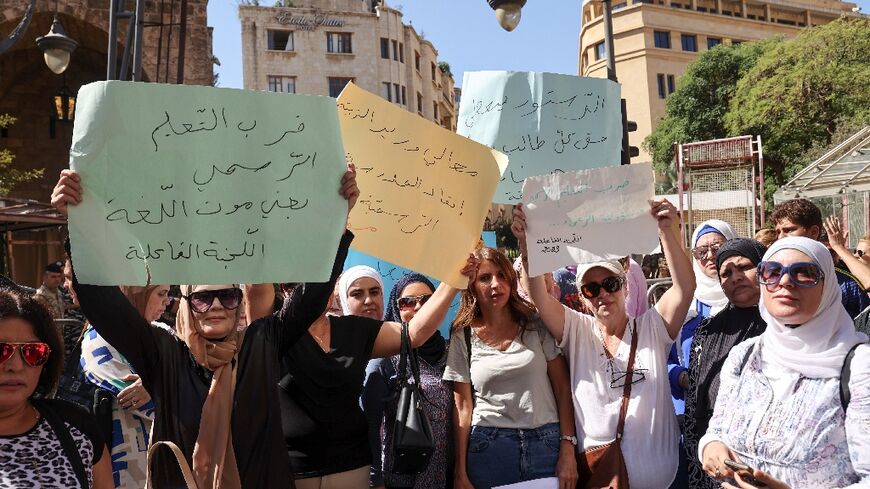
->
xmin=36 ymin=2 xmax=78 ymax=74
xmin=488 ymin=0 xmax=527 ymax=32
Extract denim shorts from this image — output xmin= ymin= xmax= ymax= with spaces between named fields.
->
xmin=466 ymin=422 xmax=561 ymax=489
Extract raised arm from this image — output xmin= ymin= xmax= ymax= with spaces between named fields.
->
xmin=274 ymin=229 xmax=353 ymax=352
xmin=651 ymin=199 xmax=695 ymax=340
xmin=512 ymin=204 xmax=568 ymax=342
xmin=825 ymin=216 xmax=870 ymax=290
xmin=371 ymin=256 xmax=478 ymax=358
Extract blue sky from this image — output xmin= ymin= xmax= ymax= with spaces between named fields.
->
xmin=208 ymin=0 xmax=870 ymax=89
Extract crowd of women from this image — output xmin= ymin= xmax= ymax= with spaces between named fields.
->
xmin=0 ymin=167 xmax=866 ymax=489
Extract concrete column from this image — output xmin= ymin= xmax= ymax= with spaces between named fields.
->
xmin=691 ymin=0 xmax=697 ymax=9
xmin=716 ymin=0 xmax=722 ymax=13
xmin=765 ymin=4 xmax=771 ymax=21
xmin=741 ymin=0 xmax=748 ymax=17
xmin=805 ymin=9 xmax=812 ymax=26
xmin=664 ymin=0 xmax=672 ymax=7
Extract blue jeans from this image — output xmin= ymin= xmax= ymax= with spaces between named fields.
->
xmin=467 ymin=422 xmax=560 ymax=489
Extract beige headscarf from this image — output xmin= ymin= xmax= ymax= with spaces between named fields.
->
xmin=119 ymin=285 xmax=161 ymax=319
xmin=175 ymin=285 xmax=243 ymax=489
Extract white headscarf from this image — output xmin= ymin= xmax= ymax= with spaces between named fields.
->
xmin=690 ymin=219 xmax=737 ymax=316
xmin=758 ymin=236 xmax=868 ymax=378
xmin=338 ymin=265 xmax=385 ymax=318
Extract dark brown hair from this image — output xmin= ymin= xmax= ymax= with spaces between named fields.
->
xmin=771 ymin=199 xmax=822 ymax=231
xmin=452 ymin=247 xmax=536 ymax=331
xmin=0 ymin=288 xmax=64 ymax=396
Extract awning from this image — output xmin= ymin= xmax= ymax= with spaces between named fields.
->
xmin=0 ymin=197 xmax=67 ymax=231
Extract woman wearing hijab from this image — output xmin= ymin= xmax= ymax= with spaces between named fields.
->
xmin=701 ymin=236 xmax=869 ymax=488
xmin=683 ymin=239 xmax=768 ymax=489
xmin=669 ymin=220 xmax=737 ymax=414
xmin=56 ymin=166 xmax=361 ymax=488
xmin=362 ymin=273 xmax=453 ymax=489
xmin=338 ymin=265 xmax=386 ymax=319
xmin=79 ymin=284 xmax=171 ymax=488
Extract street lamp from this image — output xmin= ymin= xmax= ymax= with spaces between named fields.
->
xmin=488 ymin=0 xmax=527 ymax=32
xmin=36 ymin=1 xmax=78 ymax=74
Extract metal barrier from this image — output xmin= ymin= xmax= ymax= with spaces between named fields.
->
xmin=646 ymin=277 xmax=672 ymax=307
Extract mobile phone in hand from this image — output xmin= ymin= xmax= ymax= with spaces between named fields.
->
xmin=723 ymin=459 xmax=768 ymax=488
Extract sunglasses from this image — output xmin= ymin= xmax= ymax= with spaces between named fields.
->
xmin=691 ymin=243 xmax=722 ymax=260
xmin=756 ymin=261 xmax=823 ymax=287
xmin=397 ymin=294 xmax=432 ymax=311
xmin=0 ymin=342 xmax=51 ymax=367
xmin=182 ymin=288 xmax=243 ymax=314
xmin=580 ymin=275 xmax=625 ymax=299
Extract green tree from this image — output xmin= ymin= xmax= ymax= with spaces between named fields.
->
xmin=0 ymin=115 xmax=43 ymax=196
xmin=437 ymin=61 xmax=452 ymax=77
xmin=726 ymin=17 xmax=870 ymax=195
xmin=643 ymin=39 xmax=777 ymax=191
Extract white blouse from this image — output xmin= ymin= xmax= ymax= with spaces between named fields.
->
xmin=699 ymin=338 xmax=870 ymax=488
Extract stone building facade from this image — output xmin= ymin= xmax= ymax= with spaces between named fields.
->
xmin=578 ymin=0 xmax=862 ymax=162
xmin=0 ymin=0 xmax=214 ymax=285
xmin=239 ymin=0 xmax=456 ymax=130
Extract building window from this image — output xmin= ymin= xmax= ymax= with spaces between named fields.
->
xmin=267 ymin=30 xmax=294 ymax=51
xmin=327 ymin=32 xmax=352 ymax=54
xmin=657 ymin=74 xmax=666 ymax=99
xmin=328 ymin=77 xmax=353 ymax=97
xmin=267 ymin=75 xmax=296 ymax=93
xmin=707 ymin=37 xmax=722 ymax=48
xmin=391 ymin=40 xmax=398 ymax=61
xmin=415 ymin=51 xmax=421 ymax=71
xmin=697 ymin=6 xmax=708 ymax=12
xmin=382 ymin=82 xmax=392 ymax=102
xmin=681 ymin=34 xmax=697 ymax=52
xmin=594 ymin=42 xmax=606 ymax=61
xmin=433 ymin=102 xmax=438 ymax=119
xmin=732 ymin=39 xmax=743 ymax=45
xmin=401 ymin=86 xmax=407 ymax=105
xmin=654 ymin=30 xmax=671 ymax=49
xmin=417 ymin=92 xmax=423 ymax=114
xmin=399 ymin=43 xmax=404 ymax=63
xmin=431 ymin=62 xmax=437 ymax=81
xmin=393 ymin=83 xmax=400 ymax=103
xmin=380 ymin=38 xmax=389 ymax=59
xmin=667 ymin=74 xmax=676 ymax=94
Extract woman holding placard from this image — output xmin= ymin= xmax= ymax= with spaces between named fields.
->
xmin=53 ymin=167 xmax=362 ymax=488
xmin=513 ymin=199 xmax=695 ymax=489
xmin=444 ymin=247 xmax=578 ymax=489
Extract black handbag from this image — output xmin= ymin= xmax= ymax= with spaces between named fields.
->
xmin=389 ymin=322 xmax=435 ymax=475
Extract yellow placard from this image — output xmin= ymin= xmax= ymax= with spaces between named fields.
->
xmin=337 ymin=83 xmax=507 ymax=288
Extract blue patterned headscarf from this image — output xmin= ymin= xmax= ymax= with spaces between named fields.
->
xmin=385 ymin=273 xmax=446 ymax=365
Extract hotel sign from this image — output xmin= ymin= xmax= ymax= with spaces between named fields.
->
xmin=275 ymin=12 xmax=346 ymax=30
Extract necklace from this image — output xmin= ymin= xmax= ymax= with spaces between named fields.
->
xmin=309 ymin=320 xmax=330 ymax=351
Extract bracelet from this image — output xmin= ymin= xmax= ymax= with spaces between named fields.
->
xmin=560 ymin=434 xmax=578 ymax=446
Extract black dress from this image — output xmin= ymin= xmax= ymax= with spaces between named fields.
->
xmin=683 ymin=303 xmax=766 ymax=489
xmin=73 ymin=231 xmax=352 ymax=488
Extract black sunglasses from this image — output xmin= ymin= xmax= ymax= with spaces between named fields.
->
xmin=182 ymin=288 xmax=243 ymax=314
xmin=397 ymin=294 xmax=432 ymax=311
xmin=756 ymin=261 xmax=823 ymax=288
xmin=580 ymin=275 xmax=625 ymax=299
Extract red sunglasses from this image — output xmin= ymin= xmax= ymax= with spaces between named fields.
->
xmin=0 ymin=342 xmax=52 ymax=367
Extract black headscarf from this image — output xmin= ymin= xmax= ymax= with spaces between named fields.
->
xmin=385 ymin=273 xmax=446 ymax=366
xmin=715 ymin=238 xmax=768 ymax=273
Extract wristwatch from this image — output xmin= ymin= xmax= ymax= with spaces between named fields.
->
xmin=560 ymin=434 xmax=578 ymax=446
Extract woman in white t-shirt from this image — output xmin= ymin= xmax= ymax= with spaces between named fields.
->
xmin=512 ymin=199 xmax=696 ymax=489
xmin=444 ymin=247 xmax=578 ymax=489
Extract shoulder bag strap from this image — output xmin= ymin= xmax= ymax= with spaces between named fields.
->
xmin=396 ymin=322 xmax=410 ymax=387
xmin=464 ymin=326 xmax=474 ymax=395
xmin=39 ymin=402 xmax=89 ymax=489
xmin=145 ymin=441 xmax=198 ymax=489
xmin=615 ymin=320 xmax=639 ymax=439
xmin=840 ymin=342 xmax=865 ymax=411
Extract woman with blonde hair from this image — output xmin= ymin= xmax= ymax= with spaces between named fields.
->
xmin=445 ymin=247 xmax=577 ymax=489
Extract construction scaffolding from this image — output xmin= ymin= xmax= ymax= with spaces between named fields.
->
xmin=676 ymin=135 xmax=765 ymax=245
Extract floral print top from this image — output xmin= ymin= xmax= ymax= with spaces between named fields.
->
xmin=701 ymin=337 xmax=870 ymax=488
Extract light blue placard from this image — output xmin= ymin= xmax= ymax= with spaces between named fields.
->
xmin=457 ymin=71 xmax=622 ymax=204
xmin=482 ymin=231 xmax=497 ymax=249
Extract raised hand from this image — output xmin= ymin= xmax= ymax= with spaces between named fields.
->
xmin=823 ymin=215 xmax=848 ymax=251
xmin=340 ymin=162 xmax=359 ymax=214
xmin=511 ymin=204 xmax=529 ymax=254
xmin=649 ymin=198 xmax=679 ymax=232
xmin=459 ymin=253 xmax=480 ymax=288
